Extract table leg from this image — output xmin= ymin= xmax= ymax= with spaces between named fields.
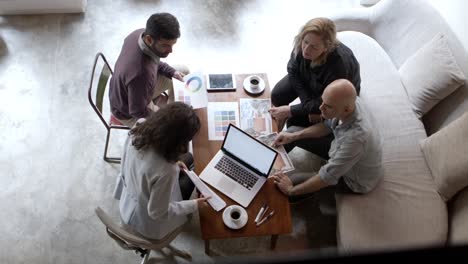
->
xmin=270 ymin=234 xmax=278 ymax=250
xmin=204 ymin=240 xmax=211 ymax=255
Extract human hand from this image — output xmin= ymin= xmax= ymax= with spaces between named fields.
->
xmin=153 ymin=93 xmax=169 ymax=108
xmin=308 ymin=114 xmax=322 ymax=124
xmin=176 ymin=161 xmax=188 ymax=170
xmin=268 ymin=105 xmax=291 ymax=121
xmin=173 ymin=71 xmax=185 ymax=82
xmin=273 ymin=131 xmax=294 ymax=147
xmin=195 ymin=195 xmax=212 ymax=209
xmin=272 ymin=172 xmax=293 ymax=196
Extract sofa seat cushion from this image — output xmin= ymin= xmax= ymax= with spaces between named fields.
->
xmin=448 ymin=187 xmax=468 ymax=245
xmin=335 ymin=32 xmax=447 ymax=252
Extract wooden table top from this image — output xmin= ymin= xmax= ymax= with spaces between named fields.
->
xmin=192 ymin=73 xmax=274 ymax=175
xmin=193 ymin=73 xmax=292 ymax=240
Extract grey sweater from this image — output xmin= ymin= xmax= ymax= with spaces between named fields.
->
xmin=113 ymin=135 xmax=197 ymax=239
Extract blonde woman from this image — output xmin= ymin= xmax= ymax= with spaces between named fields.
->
xmin=269 ymin=17 xmax=361 ymax=160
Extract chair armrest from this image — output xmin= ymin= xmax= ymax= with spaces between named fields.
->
xmin=329 ymin=8 xmax=373 ymax=37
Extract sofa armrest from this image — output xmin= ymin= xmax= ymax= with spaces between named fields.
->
xmin=329 ymin=8 xmax=373 ymax=37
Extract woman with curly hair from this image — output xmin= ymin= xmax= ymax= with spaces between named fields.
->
xmin=114 ymin=102 xmax=210 ymax=240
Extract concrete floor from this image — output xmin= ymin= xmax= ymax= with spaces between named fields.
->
xmin=0 ymin=0 xmax=361 ymax=263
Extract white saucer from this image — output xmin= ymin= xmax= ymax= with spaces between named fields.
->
xmin=222 ymin=205 xmax=248 ymax=230
xmin=243 ymin=75 xmax=266 ymax=95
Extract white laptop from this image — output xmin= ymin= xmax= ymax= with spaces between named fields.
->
xmin=199 ymin=124 xmax=278 ymax=207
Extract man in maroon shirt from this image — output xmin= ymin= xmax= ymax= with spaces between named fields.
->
xmin=109 ymin=13 xmax=187 ymax=127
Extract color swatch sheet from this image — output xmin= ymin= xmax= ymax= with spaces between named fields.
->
xmin=207 ymin=102 xmax=239 ymax=141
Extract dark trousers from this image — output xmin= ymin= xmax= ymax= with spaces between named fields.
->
xmin=271 ymin=74 xmax=333 ymax=159
xmin=284 ymin=128 xmax=334 ymax=160
xmin=271 ymin=74 xmax=299 ymax=108
xmin=289 ymin=177 xmax=360 ymax=208
xmin=271 ymin=74 xmax=310 ymax=127
xmin=178 ymin=152 xmax=195 ymax=200
xmin=315 ymin=178 xmax=360 ymax=212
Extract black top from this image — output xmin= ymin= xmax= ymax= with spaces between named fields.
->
xmin=287 ymin=42 xmax=361 ymax=116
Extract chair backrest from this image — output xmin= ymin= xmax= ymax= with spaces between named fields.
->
xmin=88 ymin=52 xmax=114 ymax=129
xmin=94 ymin=207 xmax=182 ymax=251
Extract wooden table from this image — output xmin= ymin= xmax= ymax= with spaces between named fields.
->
xmin=192 ymin=73 xmax=292 ymax=255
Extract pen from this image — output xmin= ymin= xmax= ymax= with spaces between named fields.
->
xmin=258 ymin=205 xmax=269 ymax=223
xmin=256 ymin=210 xmax=275 ymax=226
xmin=254 ymin=203 xmax=267 ymax=223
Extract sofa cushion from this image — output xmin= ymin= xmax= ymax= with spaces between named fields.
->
xmin=336 ymin=31 xmax=447 ymax=252
xmin=448 ymin=187 xmax=468 ymax=245
xmin=399 ymin=33 xmax=466 ymax=119
xmin=420 ymin=112 xmax=468 ymax=201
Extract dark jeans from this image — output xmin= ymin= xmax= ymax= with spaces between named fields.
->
xmin=284 ymin=127 xmax=334 ymax=160
xmin=178 ymin=152 xmax=195 ymax=200
xmin=289 ymin=177 xmax=360 ymax=206
xmin=272 ymin=74 xmax=316 ymax=130
xmin=271 ymin=74 xmax=299 ymax=108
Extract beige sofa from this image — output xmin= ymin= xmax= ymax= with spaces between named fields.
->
xmin=324 ymin=0 xmax=468 ymax=252
xmin=0 ymin=0 xmax=86 ymax=15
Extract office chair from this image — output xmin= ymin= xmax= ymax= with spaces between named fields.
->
xmin=95 ymin=207 xmax=192 ymax=264
xmin=87 ymin=52 xmax=130 ymax=163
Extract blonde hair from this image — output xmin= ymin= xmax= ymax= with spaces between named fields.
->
xmin=293 ymin=17 xmax=339 ymax=65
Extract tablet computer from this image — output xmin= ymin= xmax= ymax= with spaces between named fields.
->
xmin=206 ymin=73 xmax=236 ymax=91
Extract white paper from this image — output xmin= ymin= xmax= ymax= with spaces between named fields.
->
xmin=185 ymin=170 xmax=226 ymax=211
xmin=239 ymin=98 xmax=272 ymax=137
xmin=173 ymin=72 xmax=208 ymax=109
xmin=207 ymin=102 xmax=239 ymax=141
xmin=257 ymin=132 xmax=295 ymax=174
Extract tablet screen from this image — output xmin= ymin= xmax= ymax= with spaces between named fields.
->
xmin=207 ymin=74 xmax=236 ymax=90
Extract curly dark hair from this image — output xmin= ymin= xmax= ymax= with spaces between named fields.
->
xmin=145 ymin=12 xmax=180 ymax=40
xmin=129 ymin=102 xmax=200 ymax=163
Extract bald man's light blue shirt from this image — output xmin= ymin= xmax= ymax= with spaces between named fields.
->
xmin=319 ymin=98 xmax=383 ymax=193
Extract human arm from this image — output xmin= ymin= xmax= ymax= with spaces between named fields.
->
xmin=147 ymin=167 xmax=198 ymax=220
xmin=268 ymin=105 xmax=291 ymax=122
xmin=157 ymin=62 xmax=182 ymax=104
xmin=127 ymin=76 xmax=152 ymax=118
xmin=172 ymin=71 xmax=185 ymax=82
xmin=287 ymin=51 xmax=323 ymax=116
xmin=289 ymin=49 xmax=354 ymax=116
xmin=157 ymin=61 xmax=177 ymax=79
xmin=273 ymin=122 xmax=332 ymax=146
xmin=308 ymin=113 xmax=322 ymax=124
xmin=318 ymin=136 xmax=366 ymax=185
xmin=272 ymin=172 xmax=328 ymax=196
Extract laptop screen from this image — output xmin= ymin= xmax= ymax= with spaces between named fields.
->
xmin=222 ymin=124 xmax=277 ymax=176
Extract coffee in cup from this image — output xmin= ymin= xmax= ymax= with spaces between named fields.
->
xmin=230 ymin=207 xmax=242 ymax=223
xmin=249 ymin=76 xmax=261 ymax=89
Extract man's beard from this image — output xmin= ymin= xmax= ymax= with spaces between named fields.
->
xmin=150 ymin=45 xmax=169 ymax=58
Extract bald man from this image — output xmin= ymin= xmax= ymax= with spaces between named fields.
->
xmin=272 ymin=79 xmax=382 ymax=202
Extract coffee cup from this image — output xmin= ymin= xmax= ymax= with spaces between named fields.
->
xmin=229 ymin=207 xmax=242 ymax=223
xmin=249 ymin=75 xmax=261 ymax=89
